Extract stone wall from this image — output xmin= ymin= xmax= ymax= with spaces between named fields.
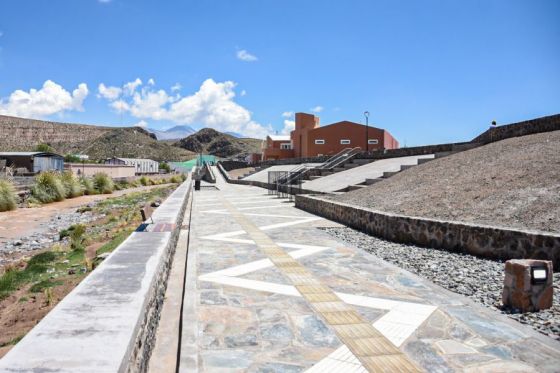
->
xmin=295 ymin=195 xmax=560 ymax=269
xmin=355 ymin=142 xmax=478 ymax=160
xmin=472 ymin=113 xmax=560 ymax=144
xmin=0 ymin=176 xmax=193 ymax=372
xmin=220 ymin=160 xmax=249 ymax=171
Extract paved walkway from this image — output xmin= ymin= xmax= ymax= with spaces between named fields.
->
xmin=179 ymin=170 xmax=560 ymax=372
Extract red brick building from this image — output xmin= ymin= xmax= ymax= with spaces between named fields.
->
xmin=263 ymin=112 xmax=399 ymax=160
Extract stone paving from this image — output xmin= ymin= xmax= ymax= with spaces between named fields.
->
xmin=179 ymin=169 xmax=560 ymax=372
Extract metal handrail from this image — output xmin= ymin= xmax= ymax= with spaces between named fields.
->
xmin=323 ymin=147 xmax=361 ymax=170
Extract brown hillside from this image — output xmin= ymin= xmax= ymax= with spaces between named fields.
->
xmin=329 ymin=130 xmax=560 ymax=233
xmin=0 ymin=115 xmax=193 ymax=161
xmin=176 ymin=128 xmax=262 ymax=158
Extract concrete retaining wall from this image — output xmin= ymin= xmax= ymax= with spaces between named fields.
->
xmin=0 ymin=176 xmax=193 ymax=372
xmin=295 ymin=195 xmax=560 ymax=269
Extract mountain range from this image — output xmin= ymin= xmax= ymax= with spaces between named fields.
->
xmin=147 ymin=125 xmax=197 ymax=140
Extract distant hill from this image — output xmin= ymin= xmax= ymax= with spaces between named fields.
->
xmin=175 ymin=128 xmax=263 ymax=158
xmin=0 ymin=115 xmax=194 ymax=161
xmin=148 ymin=125 xmax=196 ymax=140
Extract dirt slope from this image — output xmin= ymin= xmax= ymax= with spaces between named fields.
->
xmin=329 ymin=130 xmax=560 ymax=233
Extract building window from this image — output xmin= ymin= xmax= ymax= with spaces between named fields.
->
xmin=280 ymin=143 xmax=291 ymax=150
xmin=340 ymin=139 xmax=351 ymax=145
xmin=368 ymin=139 xmax=379 ymax=145
xmin=315 ymin=139 xmax=325 ymax=145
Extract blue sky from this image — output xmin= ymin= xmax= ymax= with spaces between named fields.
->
xmin=0 ymin=0 xmax=558 ymax=145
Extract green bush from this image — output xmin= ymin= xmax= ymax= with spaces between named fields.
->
xmin=30 ymin=171 xmax=66 ymax=204
xmin=93 ymin=173 xmax=114 ymax=194
xmin=0 ymin=179 xmax=18 ymax=212
xmin=180 ymin=173 xmax=187 ymax=182
xmin=139 ymin=176 xmax=149 ymax=186
xmin=60 ymin=171 xmax=84 ymax=198
xmin=35 ymin=143 xmax=55 ymax=153
xmin=80 ymin=177 xmax=97 ymax=195
xmin=170 ymin=175 xmax=181 ymax=183
xmin=159 ymin=162 xmax=171 ymax=173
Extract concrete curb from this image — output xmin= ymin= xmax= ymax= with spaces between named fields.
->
xmin=0 ymin=176 xmax=193 ymax=373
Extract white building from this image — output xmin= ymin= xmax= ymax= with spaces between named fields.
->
xmin=105 ymin=157 xmax=159 ymax=175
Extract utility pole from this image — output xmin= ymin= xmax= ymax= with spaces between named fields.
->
xmin=364 ymin=111 xmax=370 ymax=152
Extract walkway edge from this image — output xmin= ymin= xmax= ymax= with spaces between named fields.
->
xmin=147 ymin=179 xmax=194 ymax=373
xmin=295 ymin=194 xmax=560 ymax=268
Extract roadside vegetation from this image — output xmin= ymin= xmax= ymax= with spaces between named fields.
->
xmin=23 ymin=171 xmax=186 ymax=207
xmin=0 ymin=185 xmax=176 ymax=352
xmin=0 ymin=179 xmax=18 ymax=212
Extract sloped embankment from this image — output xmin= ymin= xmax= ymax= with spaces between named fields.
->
xmin=329 ymin=130 xmax=560 ymax=233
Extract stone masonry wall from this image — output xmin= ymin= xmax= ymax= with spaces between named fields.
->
xmin=295 ymin=195 xmax=560 ymax=269
xmin=472 ymin=113 xmax=560 ymax=144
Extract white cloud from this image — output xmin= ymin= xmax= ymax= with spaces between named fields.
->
xmin=240 ymin=89 xmax=247 ymax=96
xmin=236 ymin=49 xmax=258 ymax=62
xmin=0 ymin=80 xmax=89 ymax=118
xmin=171 ymin=83 xmax=182 ymax=92
xmin=281 ymin=111 xmax=294 ymax=118
xmin=99 ymin=78 xmax=271 ymax=138
xmin=310 ymin=105 xmax=323 ymax=113
xmin=98 ymin=0 xmax=112 ymax=3
xmin=134 ymin=120 xmax=148 ymax=128
xmin=281 ymin=120 xmax=295 ymax=135
xmin=97 ymin=83 xmax=122 ymax=100
xmin=123 ymin=78 xmax=142 ymax=95
xmin=148 ymin=78 xmax=155 ymax=85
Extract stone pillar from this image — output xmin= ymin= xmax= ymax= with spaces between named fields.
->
xmin=502 ymin=259 xmax=553 ymax=312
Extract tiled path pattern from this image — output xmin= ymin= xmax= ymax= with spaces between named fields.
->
xmin=179 ymin=169 xmax=560 ymax=372
xmin=221 ymin=199 xmax=420 ymax=372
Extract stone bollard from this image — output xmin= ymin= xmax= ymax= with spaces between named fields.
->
xmin=502 ymin=259 xmax=553 ymax=312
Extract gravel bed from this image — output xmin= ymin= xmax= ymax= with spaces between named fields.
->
xmin=0 ymin=205 xmax=98 ymax=267
xmin=321 ymin=226 xmax=560 ymax=341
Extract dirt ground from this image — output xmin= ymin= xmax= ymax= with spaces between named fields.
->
xmin=228 ymin=167 xmax=255 ymax=179
xmin=330 ymin=130 xmax=560 ymax=233
xmin=0 ymin=184 xmax=172 ymax=245
xmin=0 ymin=277 xmax=82 ymax=357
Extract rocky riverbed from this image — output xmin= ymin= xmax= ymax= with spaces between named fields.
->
xmin=321 ymin=226 xmax=560 ymax=341
xmin=0 ymin=206 xmax=98 ymax=268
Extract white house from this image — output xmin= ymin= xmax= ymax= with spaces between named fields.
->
xmin=105 ymin=157 xmax=159 ymax=175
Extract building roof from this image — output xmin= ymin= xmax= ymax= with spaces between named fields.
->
xmin=268 ymin=135 xmax=291 ymax=141
xmin=111 ymin=157 xmax=158 ymax=162
xmin=0 ymin=152 xmax=62 ymax=157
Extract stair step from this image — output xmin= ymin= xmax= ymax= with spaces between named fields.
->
xmin=309 ymin=176 xmax=323 ymax=180
xmin=344 ymin=163 xmax=360 ymax=169
xmin=400 ymin=164 xmax=416 ymax=171
xmin=321 ymin=171 xmax=334 ymax=176
xmin=352 ymin=159 xmax=371 ymax=165
xmin=383 ymin=171 xmax=399 ymax=178
xmin=346 ymin=184 xmax=368 ymax=191
xmin=417 ymin=158 xmax=434 ymax=165
xmin=333 ymin=167 xmax=346 ymax=173
xmin=365 ymin=178 xmax=382 ymax=185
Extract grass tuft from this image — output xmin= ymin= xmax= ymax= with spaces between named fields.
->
xmin=93 ymin=173 xmax=114 ymax=194
xmin=30 ymin=171 xmax=66 ymax=203
xmin=0 ymin=179 xmax=18 ymax=211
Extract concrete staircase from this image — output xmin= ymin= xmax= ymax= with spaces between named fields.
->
xmin=337 ymin=151 xmax=457 ymax=192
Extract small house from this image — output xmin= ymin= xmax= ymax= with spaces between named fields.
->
xmin=0 ymin=152 xmax=64 ymax=173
